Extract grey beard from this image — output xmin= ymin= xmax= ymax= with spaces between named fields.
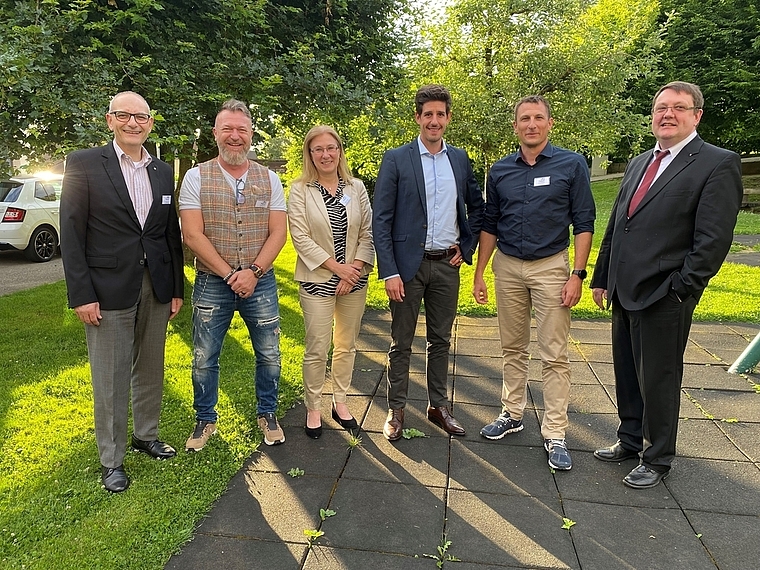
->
xmin=219 ymin=146 xmax=249 ymax=166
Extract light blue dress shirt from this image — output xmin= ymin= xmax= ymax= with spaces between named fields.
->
xmin=417 ymin=137 xmax=459 ymax=250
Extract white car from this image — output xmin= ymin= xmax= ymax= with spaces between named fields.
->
xmin=0 ymin=174 xmax=63 ymax=262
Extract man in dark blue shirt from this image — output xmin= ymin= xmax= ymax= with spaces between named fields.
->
xmin=473 ymin=95 xmax=595 ymax=471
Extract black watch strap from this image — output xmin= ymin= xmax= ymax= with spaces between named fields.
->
xmin=571 ymin=269 xmax=587 ymax=280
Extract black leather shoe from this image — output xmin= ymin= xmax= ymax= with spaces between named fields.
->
xmin=594 ymin=442 xmax=639 ymax=462
xmin=131 ymin=435 xmax=176 ymax=460
xmin=304 ymin=419 xmax=322 ymax=439
xmin=427 ymin=406 xmax=466 ymax=436
xmin=102 ymin=465 xmax=129 ymax=493
xmin=332 ymin=406 xmax=360 ymax=436
xmin=623 ymin=464 xmax=669 ymax=489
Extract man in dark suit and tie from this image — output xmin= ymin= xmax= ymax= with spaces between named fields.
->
xmin=61 ymin=91 xmax=184 ymax=492
xmin=372 ymin=84 xmax=484 ymax=441
xmin=591 ymin=81 xmax=743 ymax=488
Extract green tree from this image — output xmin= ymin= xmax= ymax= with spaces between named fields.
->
xmin=0 ymin=0 xmax=408 ymax=180
xmin=659 ymin=0 xmax=760 ymax=154
xmin=409 ymin=0 xmax=665 ymax=175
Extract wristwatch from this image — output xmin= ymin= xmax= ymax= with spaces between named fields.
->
xmin=249 ymin=264 xmax=265 ymax=279
xmin=571 ymin=269 xmax=587 ymax=280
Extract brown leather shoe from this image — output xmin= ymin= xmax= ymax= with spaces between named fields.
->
xmin=383 ymin=408 xmax=404 ymax=441
xmin=427 ymin=406 xmax=466 ymax=436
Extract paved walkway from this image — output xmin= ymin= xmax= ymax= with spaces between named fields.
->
xmin=166 ymin=311 xmax=760 ymax=570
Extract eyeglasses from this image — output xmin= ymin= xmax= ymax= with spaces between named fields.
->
xmin=309 ymin=145 xmax=340 ymax=155
xmin=109 ymin=111 xmax=152 ymax=124
xmin=235 ymin=179 xmax=245 ymax=205
xmin=652 ymin=105 xmax=699 ymax=116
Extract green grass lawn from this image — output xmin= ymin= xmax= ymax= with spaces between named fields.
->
xmin=1 ymin=180 xmax=758 ymax=569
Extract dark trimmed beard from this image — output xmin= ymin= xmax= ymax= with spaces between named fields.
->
xmin=218 ymin=144 xmax=249 ymax=166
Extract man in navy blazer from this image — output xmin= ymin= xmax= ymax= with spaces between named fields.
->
xmin=373 ymin=84 xmax=484 ymax=441
xmin=591 ymin=81 xmax=742 ymax=488
xmin=61 ymin=91 xmax=184 ymax=492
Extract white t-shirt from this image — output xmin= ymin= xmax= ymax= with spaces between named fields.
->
xmin=178 ymin=164 xmax=286 ymax=211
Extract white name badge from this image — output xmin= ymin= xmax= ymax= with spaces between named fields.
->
xmin=340 ymin=194 xmax=351 ymax=206
xmin=255 ymin=200 xmax=269 ymax=208
xmin=161 ymin=194 xmax=172 ymax=204
xmin=534 ymin=176 xmax=550 ymax=187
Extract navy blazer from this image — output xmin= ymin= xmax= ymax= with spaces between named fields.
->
xmin=372 ymin=140 xmax=484 ymax=282
xmin=591 ymin=136 xmax=742 ymax=310
xmin=60 ymin=143 xmax=184 ymax=310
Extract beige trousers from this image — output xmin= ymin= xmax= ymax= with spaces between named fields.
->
xmin=492 ymin=250 xmax=571 ymax=439
xmin=299 ymin=286 xmax=368 ymax=411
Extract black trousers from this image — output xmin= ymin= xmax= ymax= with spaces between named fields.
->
xmin=386 ymin=257 xmax=460 ymax=409
xmin=611 ymin=291 xmax=698 ymax=472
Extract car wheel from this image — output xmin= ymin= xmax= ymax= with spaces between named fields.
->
xmin=24 ymin=225 xmax=58 ymax=262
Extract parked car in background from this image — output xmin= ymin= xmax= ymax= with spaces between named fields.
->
xmin=0 ymin=174 xmax=63 ymax=262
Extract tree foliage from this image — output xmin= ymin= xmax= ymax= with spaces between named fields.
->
xmin=0 ymin=0 xmax=407 ymax=179
xmin=658 ymin=0 xmax=760 ymax=154
xmin=367 ymin=0 xmax=666 ymax=177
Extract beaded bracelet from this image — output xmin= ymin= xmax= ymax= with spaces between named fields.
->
xmin=222 ymin=268 xmax=236 ymax=283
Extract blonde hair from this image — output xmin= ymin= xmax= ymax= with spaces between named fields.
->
xmin=293 ymin=125 xmax=354 ymax=185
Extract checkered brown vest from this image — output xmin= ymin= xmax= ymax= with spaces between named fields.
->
xmin=196 ymin=158 xmax=272 ymax=273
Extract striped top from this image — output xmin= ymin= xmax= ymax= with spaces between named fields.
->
xmin=113 ymin=141 xmax=153 ymax=227
xmin=300 ymin=178 xmax=369 ymax=297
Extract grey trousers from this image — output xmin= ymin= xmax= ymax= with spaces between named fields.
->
xmin=85 ymin=269 xmax=171 ymax=468
xmin=387 ymin=257 xmax=459 ymax=409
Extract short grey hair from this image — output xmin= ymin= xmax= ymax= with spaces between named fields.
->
xmin=218 ymin=99 xmax=252 ymax=119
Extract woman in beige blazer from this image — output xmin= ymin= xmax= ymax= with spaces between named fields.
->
xmin=288 ymin=125 xmax=374 ymax=438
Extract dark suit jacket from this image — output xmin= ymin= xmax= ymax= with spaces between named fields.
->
xmin=372 ymin=140 xmax=484 ymax=282
xmin=60 ymin=143 xmax=184 ymax=310
xmin=591 ymin=135 xmax=742 ymax=310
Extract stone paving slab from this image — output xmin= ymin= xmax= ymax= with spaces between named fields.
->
xmin=320 ymin=479 xmax=445 ymax=556
xmin=720 ymin=422 xmax=760 ymax=461
xmin=455 ymin=354 xmax=503 ymax=378
xmin=681 ymin=363 xmax=756 ymax=391
xmin=448 ymin=440 xmax=560 ymax=498
xmin=675 ymin=418 xmax=749 ymax=461
xmin=664 ymin=457 xmax=760 ymax=516
xmin=563 ymin=501 xmax=718 ymax=570
xmin=446 ymin=490 xmax=577 ymax=569
xmin=683 ymin=510 xmax=760 ymax=570
xmin=685 ymin=388 xmax=760 ymax=422
xmin=340 ymin=431 xmax=449 ymax=487
xmin=455 ymin=337 xmax=504 ymax=356
xmin=452 ymin=373 xmax=505 ymax=405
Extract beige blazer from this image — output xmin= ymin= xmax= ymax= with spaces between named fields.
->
xmin=288 ymin=178 xmax=375 ymax=283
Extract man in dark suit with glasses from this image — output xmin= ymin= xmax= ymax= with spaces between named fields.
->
xmin=61 ymin=91 xmax=184 ymax=493
xmin=591 ymin=81 xmax=743 ymax=488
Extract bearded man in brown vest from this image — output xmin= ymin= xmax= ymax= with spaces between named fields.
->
xmin=179 ymin=99 xmax=288 ymax=451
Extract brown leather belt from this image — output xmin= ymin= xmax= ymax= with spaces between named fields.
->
xmin=423 ymin=247 xmax=457 ymax=261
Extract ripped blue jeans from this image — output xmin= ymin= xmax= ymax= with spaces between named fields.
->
xmin=191 ymin=269 xmax=281 ymax=421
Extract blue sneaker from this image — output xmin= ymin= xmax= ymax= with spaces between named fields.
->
xmin=480 ymin=412 xmax=524 ymax=440
xmin=545 ymin=438 xmax=572 ymax=470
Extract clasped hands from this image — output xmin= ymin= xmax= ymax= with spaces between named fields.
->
xmin=227 ymin=268 xmax=257 ymax=299
xmin=335 ymin=263 xmax=362 ymax=296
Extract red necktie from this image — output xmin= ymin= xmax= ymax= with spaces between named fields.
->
xmin=627 ymin=149 xmax=669 ymax=216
